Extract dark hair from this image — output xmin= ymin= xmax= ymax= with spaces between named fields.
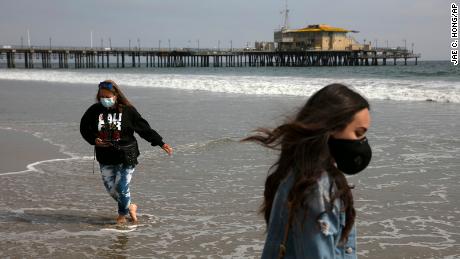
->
xmin=243 ymin=83 xmax=369 ymax=243
xmin=96 ymin=79 xmax=132 ymax=112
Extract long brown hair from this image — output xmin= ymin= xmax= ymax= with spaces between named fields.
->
xmin=243 ymin=83 xmax=369 ymax=243
xmin=96 ymin=79 xmax=132 ymax=112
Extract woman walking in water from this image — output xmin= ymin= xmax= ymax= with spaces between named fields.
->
xmin=80 ymin=80 xmax=173 ymax=224
xmin=244 ymin=84 xmax=372 ymax=258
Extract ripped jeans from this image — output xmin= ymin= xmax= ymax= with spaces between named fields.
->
xmin=99 ymin=164 xmax=135 ymax=216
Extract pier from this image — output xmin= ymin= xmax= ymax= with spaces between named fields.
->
xmin=0 ymin=46 xmax=420 ymax=69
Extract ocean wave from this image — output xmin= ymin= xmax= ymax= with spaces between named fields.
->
xmin=0 ymin=69 xmax=459 ymax=103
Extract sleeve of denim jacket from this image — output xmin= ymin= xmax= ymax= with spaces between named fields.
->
xmin=342 ymin=223 xmax=357 ymax=259
xmin=261 ymin=176 xmax=293 ymax=259
xmin=291 ymin=173 xmax=342 ymax=258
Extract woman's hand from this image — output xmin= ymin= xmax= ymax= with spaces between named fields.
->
xmin=95 ymin=138 xmax=111 ymax=147
xmin=161 ymin=143 xmax=173 ymax=156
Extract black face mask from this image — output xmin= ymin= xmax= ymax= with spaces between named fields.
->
xmin=328 ymin=137 xmax=372 ymax=175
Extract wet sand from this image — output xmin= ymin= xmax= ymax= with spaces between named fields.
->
xmin=0 ymin=128 xmax=68 ymax=174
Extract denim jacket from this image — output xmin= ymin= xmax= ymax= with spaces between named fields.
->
xmin=261 ymin=171 xmax=357 ymax=259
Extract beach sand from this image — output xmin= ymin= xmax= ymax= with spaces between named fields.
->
xmin=0 ymin=128 xmax=68 ymax=173
xmin=0 ymin=78 xmax=459 ymax=258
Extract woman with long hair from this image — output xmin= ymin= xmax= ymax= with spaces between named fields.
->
xmin=244 ymin=84 xmax=372 ymax=258
xmin=80 ymin=80 xmax=173 ymax=224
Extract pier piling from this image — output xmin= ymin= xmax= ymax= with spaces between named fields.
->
xmin=0 ymin=47 xmax=420 ymax=69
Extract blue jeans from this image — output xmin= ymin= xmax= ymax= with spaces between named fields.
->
xmin=99 ymin=164 xmax=135 ymax=216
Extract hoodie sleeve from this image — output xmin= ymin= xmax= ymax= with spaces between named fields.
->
xmin=80 ymin=104 xmax=98 ymax=145
xmin=130 ymin=106 xmax=165 ymax=147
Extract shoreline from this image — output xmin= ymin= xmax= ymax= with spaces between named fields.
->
xmin=0 ymin=128 xmax=69 ymax=174
xmin=0 ymin=78 xmax=458 ymax=176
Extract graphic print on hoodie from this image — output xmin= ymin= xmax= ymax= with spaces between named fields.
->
xmin=98 ymin=112 xmax=122 ymax=143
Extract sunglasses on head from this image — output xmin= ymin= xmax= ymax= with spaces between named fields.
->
xmin=98 ymin=81 xmax=113 ymax=90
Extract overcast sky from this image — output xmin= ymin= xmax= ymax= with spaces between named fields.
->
xmin=0 ymin=0 xmax=452 ymax=60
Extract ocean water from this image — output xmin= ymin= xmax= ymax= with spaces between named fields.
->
xmin=0 ymin=62 xmax=459 ymax=258
xmin=0 ymin=61 xmax=459 ymax=103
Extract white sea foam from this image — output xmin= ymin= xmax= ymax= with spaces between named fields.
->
xmin=0 ymin=69 xmax=459 ymax=103
xmin=0 ymin=156 xmax=92 ymax=176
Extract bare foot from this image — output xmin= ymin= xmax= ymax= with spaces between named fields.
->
xmin=129 ymin=203 xmax=138 ymax=223
xmin=116 ymin=215 xmax=127 ymax=224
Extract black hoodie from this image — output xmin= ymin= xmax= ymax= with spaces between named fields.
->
xmin=80 ymin=103 xmax=164 ymax=165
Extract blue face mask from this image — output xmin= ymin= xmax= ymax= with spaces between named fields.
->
xmin=100 ymin=97 xmax=116 ymax=108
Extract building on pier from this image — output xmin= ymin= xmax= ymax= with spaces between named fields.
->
xmin=254 ymin=42 xmax=275 ymax=51
xmin=274 ymin=24 xmax=367 ymax=51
